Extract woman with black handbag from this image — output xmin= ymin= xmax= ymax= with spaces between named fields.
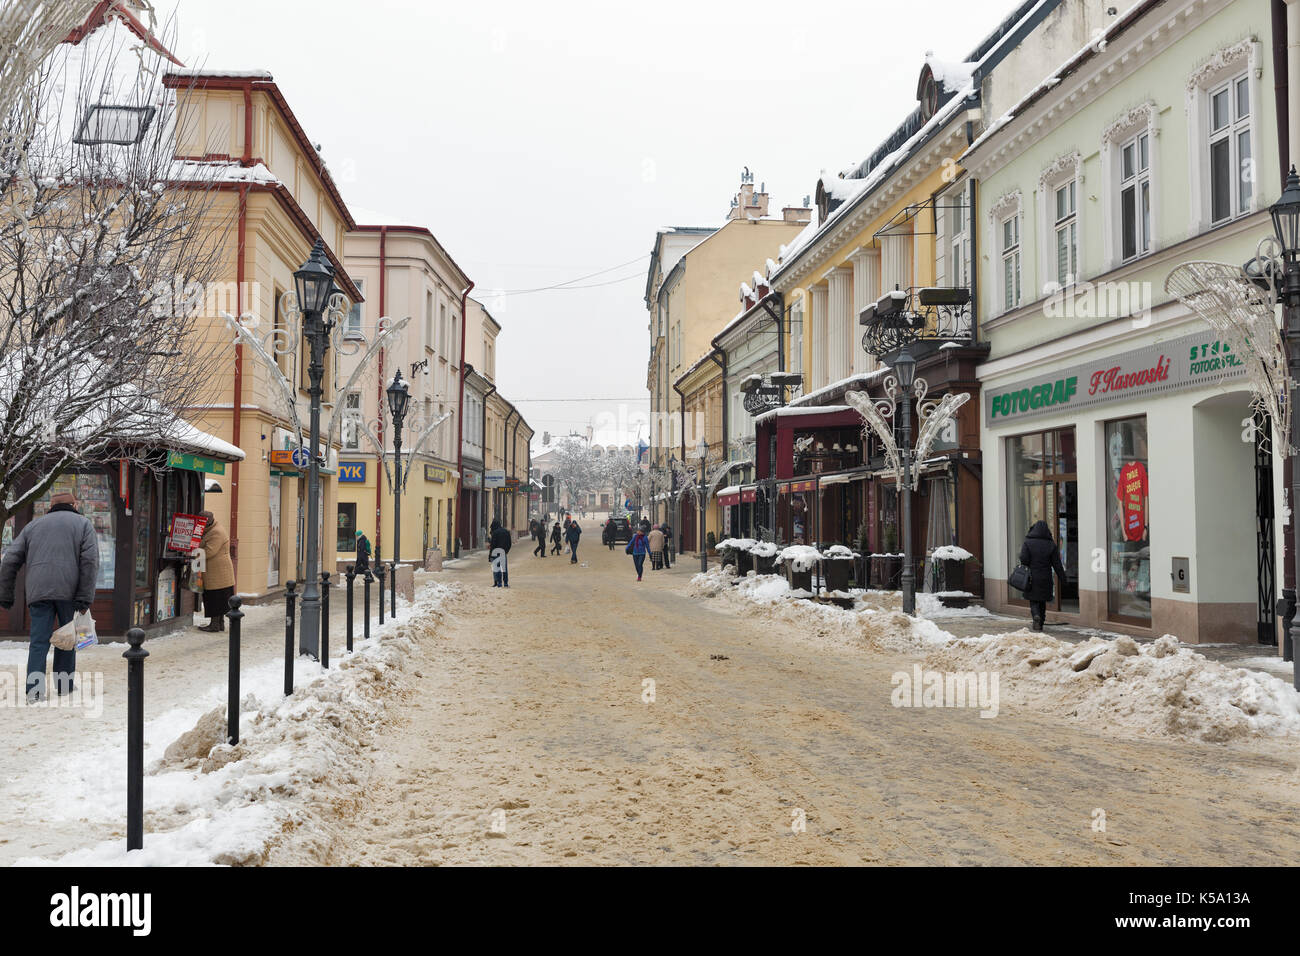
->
xmin=1018 ymin=520 xmax=1067 ymax=632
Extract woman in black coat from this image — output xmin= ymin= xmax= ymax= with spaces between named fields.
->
xmin=1018 ymin=519 xmax=1067 ymax=632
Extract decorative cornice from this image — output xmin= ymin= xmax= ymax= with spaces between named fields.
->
xmin=1185 ymin=37 xmax=1257 ymax=97
xmin=1038 ymin=150 xmax=1082 ymax=191
xmin=986 ymin=188 xmax=1022 ymax=225
xmin=1101 ymin=100 xmax=1156 ymax=148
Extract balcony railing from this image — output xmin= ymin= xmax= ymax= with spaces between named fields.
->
xmin=859 ymin=285 xmax=972 ymax=357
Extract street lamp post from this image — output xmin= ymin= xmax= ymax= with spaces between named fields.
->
xmin=893 ymin=347 xmax=918 ymax=616
xmin=386 ymin=370 xmax=410 ymax=619
xmin=294 ymin=239 xmax=336 ymax=661
xmin=696 ymin=437 xmax=708 ymax=573
xmin=1269 ymin=166 xmax=1300 ymax=680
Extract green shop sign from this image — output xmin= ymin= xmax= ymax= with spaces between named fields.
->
xmin=984 ymin=330 xmax=1245 ymax=428
xmin=167 ymin=451 xmax=225 ymax=475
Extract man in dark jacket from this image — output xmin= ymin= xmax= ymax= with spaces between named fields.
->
xmin=1019 ymin=519 xmax=1067 ymax=632
xmin=0 ymin=491 xmax=99 ymax=700
xmin=565 ymin=518 xmax=582 ymax=564
xmin=659 ymin=522 xmax=673 ymax=568
xmin=532 ymin=518 xmax=546 ymax=558
xmin=550 ymin=521 xmax=562 ymax=555
xmin=355 ymin=531 xmax=372 ymax=573
xmin=489 ymin=518 xmax=512 ymax=587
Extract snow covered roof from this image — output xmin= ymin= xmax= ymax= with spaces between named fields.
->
xmin=788 ymin=370 xmax=890 ymax=409
xmin=753 ymin=404 xmax=852 ymax=424
xmin=64 ymin=1 xmax=183 ymax=66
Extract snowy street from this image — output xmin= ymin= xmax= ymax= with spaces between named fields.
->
xmin=264 ymin=521 xmax=1298 ymax=866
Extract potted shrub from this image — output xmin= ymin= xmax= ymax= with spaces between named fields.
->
xmin=750 ymin=540 xmax=778 ymax=575
xmin=776 ymin=545 xmax=820 ymax=595
xmin=706 ymin=530 xmax=718 ymax=558
xmin=718 ymin=538 xmax=756 ymax=576
xmin=853 ymin=523 xmax=871 ymax=588
xmin=876 ymin=525 xmax=902 ymax=590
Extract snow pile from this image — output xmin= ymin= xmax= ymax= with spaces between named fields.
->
xmin=823 ymin=545 xmax=857 ymax=560
xmin=929 ymin=545 xmax=973 ymax=561
xmin=926 ymin=632 xmax=1300 ymax=743
xmin=775 ymin=545 xmax=822 ymax=572
xmin=749 ymin=542 xmax=778 ymax=559
xmin=18 ymin=581 xmax=461 ymax=866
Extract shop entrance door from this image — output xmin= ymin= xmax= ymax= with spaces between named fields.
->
xmin=1007 ymin=428 xmax=1079 ymax=613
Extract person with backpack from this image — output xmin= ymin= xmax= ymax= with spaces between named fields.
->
xmin=627 ymin=524 xmax=651 ymax=581
xmin=565 ymin=518 xmax=582 ymax=564
xmin=489 ymin=518 xmax=512 ymax=587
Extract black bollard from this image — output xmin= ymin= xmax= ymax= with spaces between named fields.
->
xmin=345 ymin=564 xmax=355 ymax=653
xmin=320 ymin=571 xmax=331 ymax=669
xmin=226 ymin=595 xmax=243 ymax=746
xmin=378 ymin=562 xmax=386 ymax=626
xmin=391 ymin=559 xmax=398 ymax=619
xmin=284 ymin=580 xmax=297 ymax=697
xmin=363 ymin=568 xmax=373 ymax=643
xmin=124 ymin=627 xmax=148 ymax=852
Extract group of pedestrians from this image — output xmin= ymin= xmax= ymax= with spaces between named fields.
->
xmin=625 ymin=519 xmax=672 ymax=582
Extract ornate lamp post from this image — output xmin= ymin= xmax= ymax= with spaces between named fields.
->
xmin=1270 ymin=167 xmax=1300 ymax=676
xmin=386 ymin=370 xmax=410 ymax=618
xmin=293 ymin=239 xmax=336 ymax=660
xmin=892 ymin=347 xmax=918 ymax=615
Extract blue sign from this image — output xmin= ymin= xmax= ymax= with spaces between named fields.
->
xmin=291 ymin=448 xmax=312 ymax=469
xmin=338 ymin=461 xmax=367 ymax=483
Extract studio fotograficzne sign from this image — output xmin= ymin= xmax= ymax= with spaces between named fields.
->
xmin=984 ymin=330 xmax=1245 ymax=427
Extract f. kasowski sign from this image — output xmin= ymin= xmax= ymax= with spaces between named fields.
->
xmin=986 ymin=331 xmax=1244 ymax=427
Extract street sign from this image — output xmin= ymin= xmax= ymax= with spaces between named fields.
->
xmin=269 ymin=449 xmax=298 ymax=467
xmin=291 ymin=448 xmax=312 ymax=468
xmin=484 ymin=469 xmax=505 ymax=489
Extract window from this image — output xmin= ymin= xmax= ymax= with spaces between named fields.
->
xmin=1001 ymin=213 xmax=1021 ymax=311
xmin=425 ymin=291 xmax=434 ymax=350
xmin=74 ymin=104 xmax=155 ymax=145
xmin=337 ymin=503 xmax=357 ymax=553
xmin=346 ymin=279 xmax=364 ymax=338
xmin=1054 ymin=181 xmax=1078 ymax=285
xmin=1208 ymin=73 xmax=1252 ymax=224
xmin=342 ymin=391 xmax=361 ymax=450
xmin=1119 ymin=131 xmax=1151 ymax=261
xmin=949 ymin=200 xmax=968 ymax=289
xmin=439 ymin=303 xmax=448 ymax=355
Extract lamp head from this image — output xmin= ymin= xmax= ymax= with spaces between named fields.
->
xmin=294 ymin=239 xmax=335 ymax=314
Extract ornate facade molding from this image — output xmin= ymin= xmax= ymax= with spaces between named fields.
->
xmin=986 ymin=187 xmax=1022 ymax=225
xmin=1101 ymin=100 xmax=1156 ymax=148
xmin=1038 ymin=150 xmax=1082 ymax=191
xmin=1185 ymin=37 xmax=1258 ymax=98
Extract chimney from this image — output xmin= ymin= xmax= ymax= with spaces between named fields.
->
xmin=782 ymin=203 xmax=812 ymax=224
xmin=728 ymin=167 xmax=759 ymax=220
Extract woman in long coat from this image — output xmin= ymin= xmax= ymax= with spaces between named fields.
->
xmin=1018 ymin=519 xmax=1067 ymax=632
xmin=198 ymin=512 xmax=235 ymax=632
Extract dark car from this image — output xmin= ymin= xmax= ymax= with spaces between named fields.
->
xmin=604 ymin=516 xmax=633 ymax=545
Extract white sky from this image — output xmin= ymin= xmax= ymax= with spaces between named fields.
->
xmin=157 ymin=0 xmax=1006 ymax=449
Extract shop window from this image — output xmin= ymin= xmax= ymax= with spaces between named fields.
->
xmin=1005 ymin=428 xmax=1078 ymax=611
xmin=1105 ymin=416 xmax=1151 ymax=623
xmin=337 ymin=502 xmax=357 ymax=553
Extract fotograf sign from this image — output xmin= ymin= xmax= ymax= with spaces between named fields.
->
xmin=984 ymin=330 xmax=1245 ymax=428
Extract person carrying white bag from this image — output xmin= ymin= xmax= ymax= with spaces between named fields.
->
xmin=0 ymin=490 xmax=99 ymax=702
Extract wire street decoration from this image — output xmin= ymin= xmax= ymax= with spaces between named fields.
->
xmin=220 ymin=292 xmax=411 ymax=456
xmin=1165 ymin=243 xmax=1293 ymax=458
xmin=844 ymin=377 xmax=967 ymax=490
xmin=349 ymin=408 xmax=452 ymax=495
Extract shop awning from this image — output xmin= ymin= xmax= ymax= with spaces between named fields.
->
xmin=818 ymin=473 xmax=851 ymax=486
xmin=740 ymin=485 xmax=757 ymax=503
xmin=717 ymin=484 xmax=741 ymax=506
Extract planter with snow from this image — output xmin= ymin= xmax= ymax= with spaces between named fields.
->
xmin=928 ymin=545 xmax=973 ymax=594
xmin=717 ymin=538 xmax=757 ymax=577
xmin=776 ymin=545 xmax=821 ymax=596
xmin=821 ymin=545 xmax=857 ymax=593
xmin=936 ymin=590 xmax=973 ymax=609
xmin=750 ymin=541 xmax=779 ymax=575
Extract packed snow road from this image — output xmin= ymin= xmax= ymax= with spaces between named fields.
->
xmin=281 ymin=520 xmax=1300 ymax=866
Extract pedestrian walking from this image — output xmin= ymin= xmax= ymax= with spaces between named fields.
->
xmin=550 ymin=520 xmax=562 ymax=555
xmin=532 ymin=518 xmax=546 ymax=557
xmin=626 ymin=526 xmax=650 ymax=580
xmin=354 ymin=530 xmax=372 ymax=573
xmin=648 ymin=524 xmax=665 ymax=571
xmin=489 ymin=518 xmax=512 ymax=587
xmin=565 ymin=518 xmax=582 ymax=564
xmin=196 ymin=511 xmax=235 ymax=632
xmin=0 ymin=491 xmax=98 ymax=701
xmin=1018 ymin=519 xmax=1067 ymax=632
xmin=659 ymin=521 xmax=673 ymax=568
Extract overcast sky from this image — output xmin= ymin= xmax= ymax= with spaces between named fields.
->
xmin=159 ymin=0 xmax=1004 ymax=449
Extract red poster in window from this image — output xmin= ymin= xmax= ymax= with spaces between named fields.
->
xmin=1117 ymin=461 xmax=1148 ymax=541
